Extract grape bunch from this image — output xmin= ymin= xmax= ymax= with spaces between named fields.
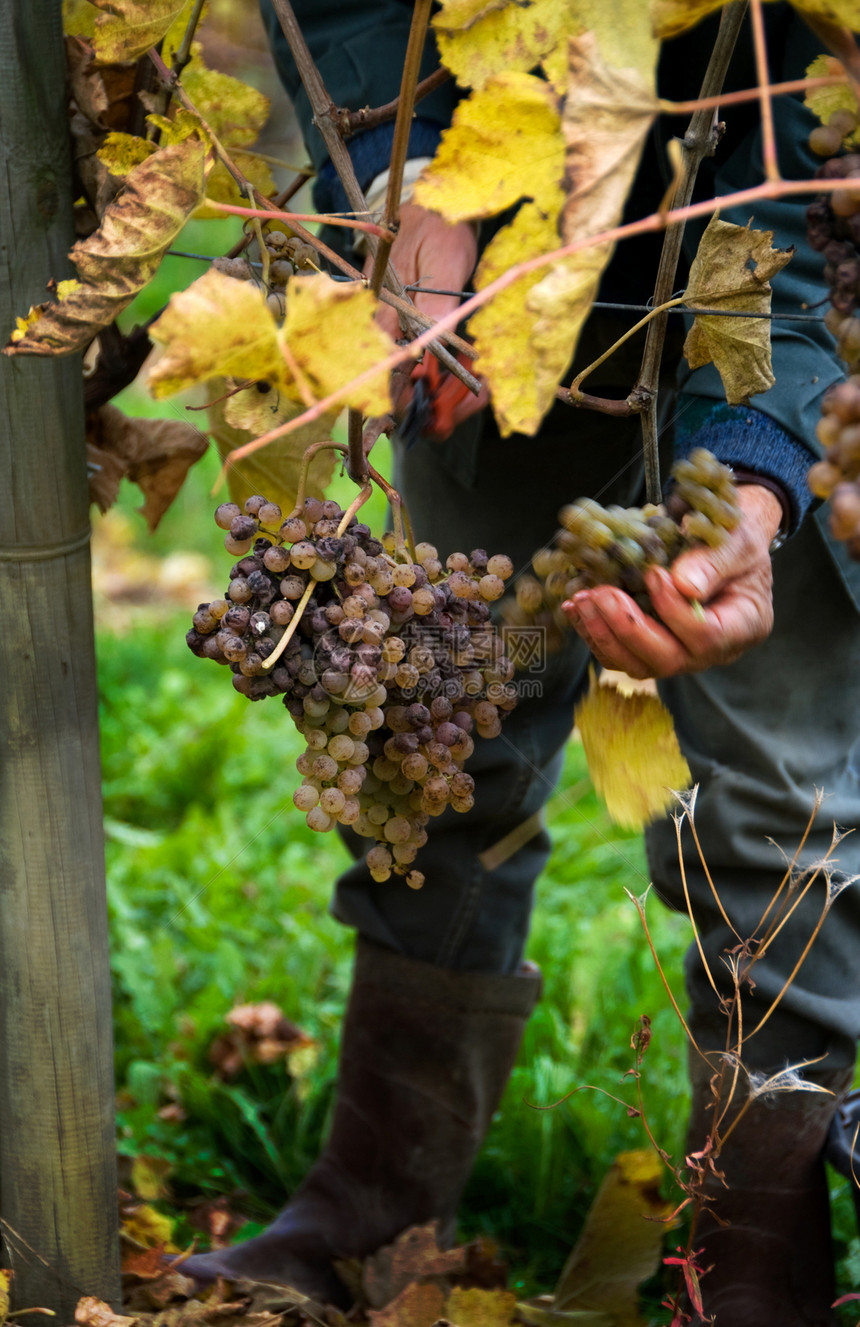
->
xmin=807 ymin=377 xmax=860 ymax=556
xmin=503 ymin=449 xmax=740 ymax=640
xmin=212 ymin=228 xmax=318 ymax=320
xmin=805 ymin=106 xmax=860 ymax=556
xmin=185 ymin=494 xmax=518 ymax=886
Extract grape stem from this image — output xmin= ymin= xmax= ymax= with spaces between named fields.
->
xmin=366 ymin=462 xmax=415 ymax=561
xmin=569 ymin=296 xmax=685 ymax=397
xmin=281 ymin=439 xmax=347 ymax=515
xmin=336 ymin=484 xmax=373 ymax=535
xmin=261 ymin=579 xmax=315 ymax=670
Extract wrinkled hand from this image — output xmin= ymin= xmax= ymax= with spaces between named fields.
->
xmin=562 ymin=485 xmax=783 ymax=678
xmin=365 ymin=201 xmax=488 ymax=428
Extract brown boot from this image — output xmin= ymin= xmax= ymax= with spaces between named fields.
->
xmin=180 ymin=937 xmax=541 ymax=1305
xmin=684 ymin=1053 xmax=853 ymax=1327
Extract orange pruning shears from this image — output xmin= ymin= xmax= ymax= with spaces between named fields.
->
xmin=399 ymin=350 xmax=475 ymax=448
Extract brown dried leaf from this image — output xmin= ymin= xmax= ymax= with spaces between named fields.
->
xmin=5 ymin=140 xmax=209 ymax=357
xmin=75 ymin=1297 xmax=138 ymax=1327
xmin=87 ymin=402 xmax=208 ymax=531
xmin=363 ymin=1224 xmax=468 ymax=1310
xmin=66 ymin=34 xmax=109 ymax=124
xmin=682 ymin=215 xmax=794 ymax=404
xmin=559 ymin=27 xmax=658 ymax=247
xmin=367 ymin=1282 xmax=447 ymax=1327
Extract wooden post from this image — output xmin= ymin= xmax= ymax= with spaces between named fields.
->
xmin=0 ymin=1 xmax=121 ymax=1317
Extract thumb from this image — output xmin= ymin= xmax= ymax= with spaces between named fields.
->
xmin=669 ymin=543 xmax=734 ymax=602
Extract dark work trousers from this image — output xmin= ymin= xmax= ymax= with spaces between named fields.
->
xmin=332 ymin=318 xmax=860 ymax=1076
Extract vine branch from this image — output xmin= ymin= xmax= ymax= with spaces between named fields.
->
xmin=213 ymin=170 xmax=860 ymax=483
xmin=635 ymin=0 xmax=748 ymax=503
xmin=343 ymin=67 xmax=452 ymax=136
xmin=267 ymin=0 xmax=481 ymax=398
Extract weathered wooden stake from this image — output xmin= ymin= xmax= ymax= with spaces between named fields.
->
xmin=0 ymin=1 xmax=121 ymax=1317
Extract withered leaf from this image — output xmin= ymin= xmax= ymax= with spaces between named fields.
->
xmin=75 ymin=1297 xmax=138 ymax=1327
xmin=548 ymin=1149 xmax=672 ymax=1326
xmin=574 ymin=671 xmax=691 ymax=830
xmin=66 ymin=34 xmax=109 ymax=124
xmin=682 ymin=215 xmax=794 ymax=404
xmin=367 ymin=1282 xmax=447 ymax=1327
xmin=363 ymin=1223 xmax=468 ymax=1310
xmin=87 ymin=402 xmax=208 ymax=531
xmin=560 ymin=28 xmax=658 ymax=246
xmin=5 ymin=139 xmax=209 ymax=357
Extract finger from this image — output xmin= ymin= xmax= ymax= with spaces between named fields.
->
xmin=564 ymin=589 xmax=689 ymax=678
xmin=646 ymin=564 xmax=774 ymax=659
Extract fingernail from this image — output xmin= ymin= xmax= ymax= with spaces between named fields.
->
xmin=574 ymin=593 xmax=596 ymax=621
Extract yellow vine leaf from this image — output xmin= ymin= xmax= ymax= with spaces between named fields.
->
xmin=149 ymin=271 xmax=393 ymax=419
xmin=4 ymin=139 xmax=209 ymax=357
xmin=683 ymin=215 xmax=794 ymax=403
xmin=412 ymin=71 xmax=564 ymax=222
xmin=98 ymin=130 xmax=157 ymax=176
xmin=532 ymin=1150 xmax=673 ymax=1326
xmin=198 ymin=151 xmax=276 ymax=218
xmin=444 ymin=1287 xmax=519 ymax=1327
xmin=148 ymin=269 xmax=294 ymax=399
xmin=652 ymin=0 xmax=860 ymax=39
xmin=804 ymin=54 xmax=860 ymax=145
xmin=433 ymin=0 xmax=582 ymax=93
xmin=208 ymin=384 xmax=338 ymax=518
xmin=469 ymin=196 xmax=579 ymax=437
xmin=0 ymin=1268 xmax=10 ymax=1327
xmin=89 ymin=0 xmax=193 ymax=64
xmin=574 ymin=672 xmax=691 ymax=830
xmin=63 ymin=0 xmax=97 ymax=39
xmin=468 ymin=20 xmax=657 ymax=437
xmin=182 ymin=59 xmax=271 ymax=146
xmin=283 ymin=276 xmax=394 ymax=418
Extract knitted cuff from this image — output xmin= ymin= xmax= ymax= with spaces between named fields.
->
xmin=674 ymin=396 xmax=819 ymax=536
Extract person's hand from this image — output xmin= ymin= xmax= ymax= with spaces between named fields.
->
xmin=561 ymin=484 xmax=784 ymax=678
xmin=364 ymin=201 xmax=488 ymax=427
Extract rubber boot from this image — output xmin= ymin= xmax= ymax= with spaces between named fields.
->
xmin=181 ymin=937 xmax=542 ymax=1305
xmin=684 ymin=1052 xmax=853 ymax=1327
